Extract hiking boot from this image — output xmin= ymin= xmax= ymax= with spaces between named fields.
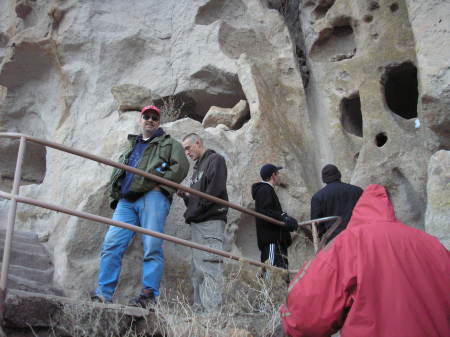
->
xmin=91 ymin=294 xmax=113 ymax=304
xmin=128 ymin=289 xmax=156 ymax=308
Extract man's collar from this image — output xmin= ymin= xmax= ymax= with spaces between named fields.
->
xmin=261 ymin=181 xmax=274 ymax=187
xmin=139 ymin=128 xmax=165 ymax=142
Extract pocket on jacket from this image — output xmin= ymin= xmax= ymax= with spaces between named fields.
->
xmin=159 ymin=142 xmax=172 ymax=162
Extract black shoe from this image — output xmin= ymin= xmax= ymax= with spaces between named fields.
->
xmin=91 ymin=294 xmax=113 ymax=304
xmin=128 ymin=289 xmax=156 ymax=308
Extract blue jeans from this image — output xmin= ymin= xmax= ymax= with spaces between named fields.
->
xmin=96 ymin=190 xmax=170 ymax=300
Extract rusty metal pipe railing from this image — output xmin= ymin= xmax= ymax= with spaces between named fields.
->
xmin=0 ymin=133 xmax=339 ymax=230
xmin=0 ymin=136 xmax=26 ymax=325
xmin=0 ymin=191 xmax=293 ymax=274
xmin=0 ymin=132 xmax=341 ymax=323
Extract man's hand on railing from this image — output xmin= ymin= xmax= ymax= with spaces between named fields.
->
xmin=176 ymin=190 xmax=189 ymax=199
xmin=281 ymin=213 xmax=299 ymax=232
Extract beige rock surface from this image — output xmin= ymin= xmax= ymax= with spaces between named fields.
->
xmin=425 ymin=150 xmax=450 ymax=249
xmin=405 ymin=0 xmax=450 ymax=148
xmin=0 ymin=0 xmax=448 ymax=305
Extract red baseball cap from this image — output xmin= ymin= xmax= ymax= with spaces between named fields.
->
xmin=141 ymin=105 xmax=161 ymax=116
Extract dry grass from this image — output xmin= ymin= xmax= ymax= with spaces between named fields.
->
xmin=159 ymin=96 xmax=186 ymax=123
xmin=153 ymin=262 xmax=288 ymax=337
xmin=47 ymin=262 xmax=287 ymax=337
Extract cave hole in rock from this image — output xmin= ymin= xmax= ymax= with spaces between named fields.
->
xmin=312 ymin=0 xmax=336 ymax=20
xmin=390 ymin=3 xmax=399 ymax=12
xmin=340 ymin=93 xmax=363 ymax=137
xmin=382 ymin=62 xmax=418 ymax=119
xmin=0 ymin=139 xmax=46 ymax=191
xmin=363 ymin=14 xmax=373 ymax=23
xmin=368 ymin=1 xmax=380 ymax=11
xmin=171 ymin=66 xmax=248 ymax=126
xmin=195 ymin=0 xmax=246 ymax=26
xmin=0 ymin=42 xmax=52 ymax=89
xmin=310 ymin=20 xmax=356 ymax=62
xmin=375 ymin=132 xmax=388 ymax=147
xmin=155 ymin=88 xmax=248 ymax=126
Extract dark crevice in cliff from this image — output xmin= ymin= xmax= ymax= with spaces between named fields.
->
xmin=267 ymin=0 xmax=310 ymax=87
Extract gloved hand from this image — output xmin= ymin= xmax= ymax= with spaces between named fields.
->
xmin=281 ymin=213 xmax=299 ymax=232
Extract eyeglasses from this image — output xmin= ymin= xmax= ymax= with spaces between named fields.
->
xmin=142 ymin=114 xmax=160 ymax=122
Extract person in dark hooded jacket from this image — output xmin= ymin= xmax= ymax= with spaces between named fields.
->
xmin=251 ymin=164 xmax=298 ymax=274
xmin=311 ymin=164 xmax=363 ymax=242
xmin=179 ymin=133 xmax=228 ymax=312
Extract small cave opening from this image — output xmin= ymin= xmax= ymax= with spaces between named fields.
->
xmin=0 ymin=139 xmax=46 ymax=191
xmin=390 ymin=3 xmax=399 ymax=12
xmin=340 ymin=93 xmax=363 ymax=137
xmin=310 ymin=20 xmax=356 ymax=62
xmin=195 ymin=0 xmax=246 ymax=26
xmin=368 ymin=1 xmax=380 ymax=11
xmin=382 ymin=62 xmax=418 ymax=119
xmin=169 ymin=66 xmax=248 ymax=128
xmin=375 ymin=132 xmax=388 ymax=147
xmin=363 ymin=14 xmax=373 ymax=23
xmin=312 ymin=0 xmax=336 ymax=20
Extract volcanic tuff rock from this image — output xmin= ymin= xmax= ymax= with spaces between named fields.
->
xmin=0 ymin=0 xmax=448 ymax=304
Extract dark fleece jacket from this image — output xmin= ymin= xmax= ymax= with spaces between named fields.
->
xmin=183 ymin=149 xmax=228 ymax=224
xmin=251 ymin=182 xmax=292 ymax=250
xmin=311 ymin=181 xmax=363 ymax=241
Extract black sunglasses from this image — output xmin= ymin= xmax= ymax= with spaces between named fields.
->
xmin=142 ymin=114 xmax=160 ymax=122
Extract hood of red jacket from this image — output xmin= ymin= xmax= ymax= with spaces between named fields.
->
xmin=347 ymin=184 xmax=397 ymax=228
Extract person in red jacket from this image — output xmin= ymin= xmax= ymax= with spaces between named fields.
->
xmin=280 ymin=184 xmax=450 ymax=337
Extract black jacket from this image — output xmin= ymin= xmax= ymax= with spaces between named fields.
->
xmin=310 ymin=180 xmax=363 ymax=240
xmin=183 ymin=149 xmax=228 ymax=224
xmin=251 ymin=182 xmax=292 ymax=250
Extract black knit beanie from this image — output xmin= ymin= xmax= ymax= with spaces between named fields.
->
xmin=322 ymin=164 xmax=341 ymax=184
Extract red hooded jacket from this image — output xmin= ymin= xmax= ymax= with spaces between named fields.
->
xmin=281 ymin=184 xmax=450 ymax=337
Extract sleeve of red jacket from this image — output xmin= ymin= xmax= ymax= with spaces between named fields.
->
xmin=280 ymin=243 xmax=356 ymax=337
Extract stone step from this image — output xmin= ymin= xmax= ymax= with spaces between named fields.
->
xmin=4 ymin=289 xmax=153 ymax=334
xmin=0 ymin=238 xmax=48 ymax=255
xmin=0 ymin=229 xmax=39 ymax=244
xmin=0 ymin=229 xmax=57 ymax=295
xmin=6 ymin=274 xmax=60 ymax=295
xmin=0 ymin=247 xmax=52 ymax=270
xmin=1 ymin=263 xmax=53 ymax=283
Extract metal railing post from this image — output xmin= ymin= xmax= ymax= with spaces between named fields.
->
xmin=0 ymin=136 xmax=26 ymax=325
xmin=311 ymin=222 xmax=319 ymax=253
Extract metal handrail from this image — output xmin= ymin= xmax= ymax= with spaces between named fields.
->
xmin=0 ymin=132 xmax=341 ymax=324
xmin=0 ymin=133 xmax=339 ymax=229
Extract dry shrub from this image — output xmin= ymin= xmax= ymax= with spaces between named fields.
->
xmin=154 ymin=262 xmax=288 ymax=337
xmin=52 ymin=302 xmax=143 ymax=337
xmin=159 ymin=96 xmax=186 ymax=123
xmin=50 ymin=263 xmax=287 ymax=337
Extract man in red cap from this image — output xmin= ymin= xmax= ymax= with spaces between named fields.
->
xmin=92 ymin=105 xmax=189 ymax=307
xmin=281 ymin=184 xmax=450 ymax=337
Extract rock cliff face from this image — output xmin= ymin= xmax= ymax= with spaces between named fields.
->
xmin=0 ymin=0 xmax=448 ymax=301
